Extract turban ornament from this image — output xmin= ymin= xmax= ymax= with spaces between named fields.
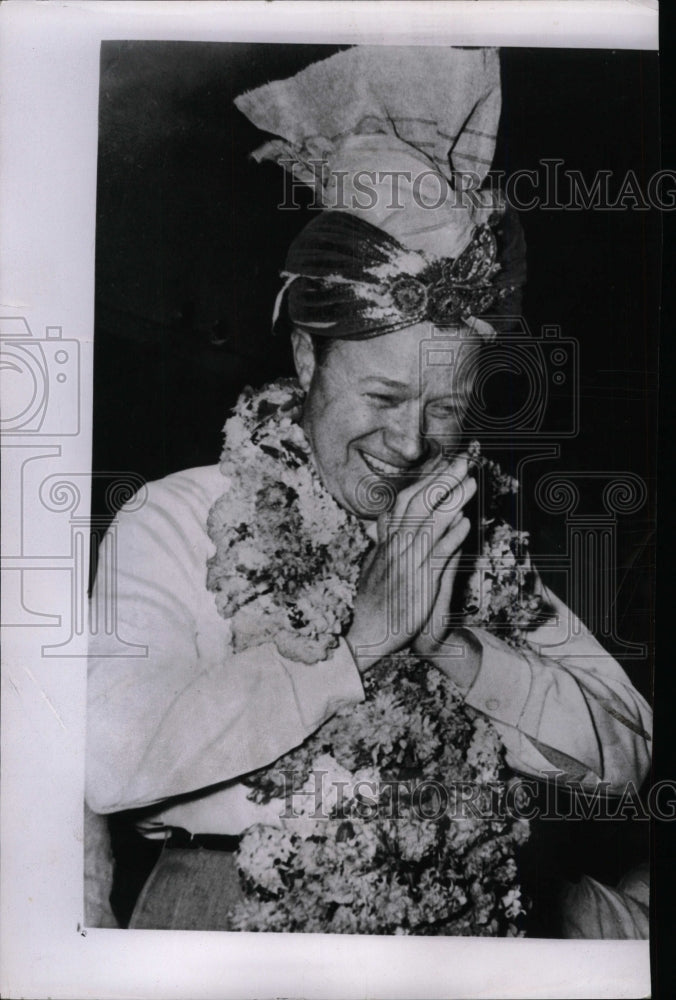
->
xmin=235 ymin=46 xmax=526 ymax=340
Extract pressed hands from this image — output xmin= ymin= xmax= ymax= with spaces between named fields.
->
xmin=345 ymin=454 xmax=482 ymax=691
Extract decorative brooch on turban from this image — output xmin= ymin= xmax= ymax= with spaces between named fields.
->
xmin=235 ymin=45 xmax=526 ymax=341
xmin=278 ymin=210 xmax=518 ymax=341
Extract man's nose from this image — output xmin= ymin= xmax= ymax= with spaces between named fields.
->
xmin=384 ymin=406 xmax=427 ymax=463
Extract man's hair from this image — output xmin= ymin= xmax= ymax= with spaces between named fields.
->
xmin=309 ymin=333 xmax=335 ymax=368
xmin=277 ymin=291 xmax=336 ymax=370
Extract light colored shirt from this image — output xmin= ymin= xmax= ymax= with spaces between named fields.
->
xmin=86 ymin=465 xmax=652 ymax=835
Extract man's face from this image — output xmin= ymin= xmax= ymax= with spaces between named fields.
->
xmin=294 ymin=323 xmax=480 ymax=519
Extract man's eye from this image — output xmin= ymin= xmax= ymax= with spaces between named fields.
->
xmin=428 ymin=404 xmax=460 ymax=419
xmin=366 ymin=393 xmax=398 ymax=407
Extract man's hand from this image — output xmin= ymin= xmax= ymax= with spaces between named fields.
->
xmin=345 ymin=454 xmax=476 ymax=673
xmin=412 ymin=616 xmax=482 ymax=692
xmin=410 ymin=535 xmax=482 ymax=692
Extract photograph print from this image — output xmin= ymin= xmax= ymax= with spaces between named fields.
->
xmin=84 ymin=38 xmax=658 ymax=941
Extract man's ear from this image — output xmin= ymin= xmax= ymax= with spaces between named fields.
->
xmin=290 ymin=329 xmax=317 ymax=392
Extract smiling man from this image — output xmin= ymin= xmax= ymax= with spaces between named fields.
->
xmin=85 ymin=45 xmax=652 ymax=931
xmin=293 ymin=323 xmax=478 ymax=513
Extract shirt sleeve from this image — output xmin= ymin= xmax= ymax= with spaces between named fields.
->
xmin=85 ymin=471 xmax=365 ymax=815
xmin=461 ymin=582 xmax=652 ymax=792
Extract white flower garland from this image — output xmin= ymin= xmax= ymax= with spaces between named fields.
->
xmin=207 ymin=378 xmax=371 ymax=663
xmin=207 ymin=378 xmax=546 ymax=662
xmin=205 ymin=379 xmax=549 ymax=936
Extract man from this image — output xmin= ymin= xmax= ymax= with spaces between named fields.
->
xmin=86 ymin=307 xmax=651 ymax=812
xmin=85 ymin=45 xmax=652 ymax=929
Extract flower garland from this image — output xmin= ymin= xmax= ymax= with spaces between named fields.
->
xmin=463 ymin=441 xmax=553 ymax=647
xmin=207 ymin=378 xmax=371 ymax=663
xmin=206 ymin=379 xmax=550 ymax=936
xmin=234 ymin=653 xmax=531 ymax=936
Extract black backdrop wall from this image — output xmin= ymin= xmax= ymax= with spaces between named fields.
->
xmin=92 ymin=42 xmax=659 ymax=928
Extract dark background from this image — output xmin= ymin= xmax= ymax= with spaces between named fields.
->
xmin=92 ymin=41 xmax=660 ymax=937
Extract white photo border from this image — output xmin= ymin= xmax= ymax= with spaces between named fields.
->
xmin=0 ymin=2 xmax=658 ymax=998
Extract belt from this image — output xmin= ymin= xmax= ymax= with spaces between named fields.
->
xmin=165 ymin=827 xmax=241 ymax=852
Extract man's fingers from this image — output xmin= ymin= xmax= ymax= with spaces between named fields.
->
xmin=435 ymin=514 xmax=471 ymax=553
xmin=423 ymin=516 xmax=471 ymax=582
xmin=383 ymin=473 xmax=474 ymax=572
xmin=415 ymin=548 xmax=461 ymax=646
xmin=400 ymin=514 xmax=470 ymax=593
xmin=390 ymin=476 xmax=476 ymax=564
xmin=367 ymin=516 xmax=470 ymax=647
xmin=435 ymin=548 xmax=462 ymax=617
xmin=402 ymin=460 xmax=474 ymax=527
xmin=389 ymin=454 xmax=470 ymax=526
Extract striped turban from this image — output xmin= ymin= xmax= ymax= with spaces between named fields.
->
xmin=235 ymin=46 xmax=526 ymax=340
